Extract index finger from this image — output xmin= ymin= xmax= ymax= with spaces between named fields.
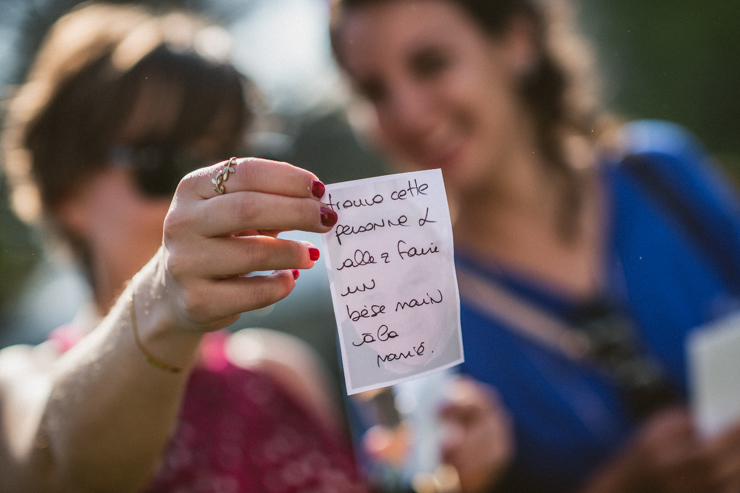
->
xmin=182 ymin=157 xmax=324 ymax=200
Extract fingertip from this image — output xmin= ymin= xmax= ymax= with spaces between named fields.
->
xmin=320 ymin=207 xmax=338 ymax=228
xmin=312 ymin=179 xmax=326 ymax=199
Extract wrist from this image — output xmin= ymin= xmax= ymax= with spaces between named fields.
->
xmin=126 ymin=253 xmax=203 ymax=373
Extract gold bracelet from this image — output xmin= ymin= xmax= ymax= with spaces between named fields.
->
xmin=128 ymin=288 xmax=183 ymax=373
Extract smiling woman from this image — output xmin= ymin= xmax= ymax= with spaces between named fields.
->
xmin=330 ymin=0 xmax=740 ymax=492
xmin=332 ymin=0 xmax=601 ymax=218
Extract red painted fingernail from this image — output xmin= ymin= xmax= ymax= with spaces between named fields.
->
xmin=309 ymin=247 xmax=321 ymax=261
xmin=320 ymin=207 xmax=338 ymax=227
xmin=292 ymin=269 xmax=300 ymax=280
xmin=312 ymin=180 xmax=325 ymax=199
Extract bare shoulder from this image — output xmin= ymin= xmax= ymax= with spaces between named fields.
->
xmin=0 ymin=341 xmax=61 ymax=381
xmin=0 ymin=341 xmax=60 ymax=422
xmin=225 ymin=329 xmax=342 ymax=432
xmin=0 ymin=342 xmax=60 ymax=491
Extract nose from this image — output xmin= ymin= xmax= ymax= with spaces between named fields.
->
xmin=379 ymin=81 xmax=436 ymax=140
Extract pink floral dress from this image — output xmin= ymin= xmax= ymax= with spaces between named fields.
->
xmin=50 ymin=327 xmax=369 ymax=493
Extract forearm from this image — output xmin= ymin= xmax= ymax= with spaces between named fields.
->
xmin=39 ymin=256 xmax=203 ymax=492
xmin=1 ymin=159 xmax=330 ymax=492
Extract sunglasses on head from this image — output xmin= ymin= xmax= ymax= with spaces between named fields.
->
xmin=108 ymin=146 xmax=221 ymax=198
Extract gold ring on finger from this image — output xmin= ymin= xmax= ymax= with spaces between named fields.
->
xmin=212 ymin=157 xmax=237 ymax=195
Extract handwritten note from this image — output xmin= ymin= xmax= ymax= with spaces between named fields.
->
xmin=320 ymin=169 xmax=463 ymax=395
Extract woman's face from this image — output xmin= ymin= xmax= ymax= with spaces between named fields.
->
xmin=337 ymin=0 xmax=532 ymax=195
xmin=59 ymin=167 xmax=171 ymax=304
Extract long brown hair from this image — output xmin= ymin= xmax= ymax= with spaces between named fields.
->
xmin=331 ymin=0 xmax=611 ymax=237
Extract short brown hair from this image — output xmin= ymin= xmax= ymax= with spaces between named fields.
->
xmin=3 ymin=3 xmax=254 ymax=225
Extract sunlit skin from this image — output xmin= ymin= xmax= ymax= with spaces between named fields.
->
xmin=337 ymin=0 xmax=605 ymax=299
xmin=0 ymin=156 xmax=340 ymax=493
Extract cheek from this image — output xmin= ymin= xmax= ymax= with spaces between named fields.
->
xmin=372 ymin=112 xmax=418 ymax=168
xmin=373 ymin=103 xmax=400 ymax=141
xmin=127 ymin=201 xmax=170 ymax=247
xmin=92 ymin=198 xmax=169 ymax=267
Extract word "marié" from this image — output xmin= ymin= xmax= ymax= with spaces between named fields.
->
xmin=325 ymin=179 xmax=429 ymax=211
xmin=377 ymin=342 xmax=426 ymax=367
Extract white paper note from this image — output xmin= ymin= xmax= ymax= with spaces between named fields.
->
xmin=320 ymin=169 xmax=463 ymax=395
xmin=687 ymin=312 xmax=740 ymax=438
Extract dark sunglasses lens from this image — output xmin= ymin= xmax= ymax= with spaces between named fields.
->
xmin=131 ymin=148 xmax=202 ymax=197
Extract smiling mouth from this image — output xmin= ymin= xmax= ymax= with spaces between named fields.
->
xmin=412 ymin=119 xmax=470 ymax=168
xmin=412 ymin=135 xmax=465 ymax=169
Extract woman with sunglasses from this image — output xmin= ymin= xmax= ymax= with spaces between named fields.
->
xmin=330 ymin=0 xmax=740 ymax=492
xmin=0 ymin=4 xmax=369 ymax=492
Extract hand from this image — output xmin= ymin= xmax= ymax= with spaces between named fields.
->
xmin=633 ymin=407 xmax=740 ymax=493
xmin=585 ymin=407 xmax=740 ymax=493
xmin=156 ymin=157 xmax=335 ymax=332
xmin=0 ymin=159 xmax=337 ymax=493
xmin=438 ymin=376 xmax=514 ymax=493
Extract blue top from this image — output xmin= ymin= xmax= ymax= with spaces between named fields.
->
xmin=457 ymin=120 xmax=740 ymax=492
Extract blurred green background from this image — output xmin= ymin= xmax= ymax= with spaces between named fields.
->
xmin=581 ymin=0 xmax=740 ymax=170
xmin=0 ymin=0 xmax=739 ymax=344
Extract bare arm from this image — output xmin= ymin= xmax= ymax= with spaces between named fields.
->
xmin=0 ymin=158 xmax=334 ymax=492
xmin=0 ymin=343 xmax=59 ymax=491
